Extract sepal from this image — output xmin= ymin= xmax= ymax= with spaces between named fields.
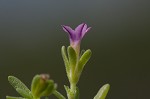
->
xmin=40 ymin=81 xmax=57 ymax=96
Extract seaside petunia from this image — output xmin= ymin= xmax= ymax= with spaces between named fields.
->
xmin=62 ymin=23 xmax=91 ymax=54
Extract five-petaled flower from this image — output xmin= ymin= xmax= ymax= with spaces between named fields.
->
xmin=62 ymin=23 xmax=91 ymax=54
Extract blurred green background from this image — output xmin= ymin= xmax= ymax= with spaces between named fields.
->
xmin=0 ymin=0 xmax=150 ymax=99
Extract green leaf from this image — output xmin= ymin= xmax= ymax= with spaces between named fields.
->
xmin=64 ymin=85 xmax=70 ymax=94
xmin=77 ymin=49 xmax=91 ymax=74
xmin=67 ymin=46 xmax=77 ymax=72
xmin=8 ymin=76 xmax=31 ymax=95
xmin=94 ymin=84 xmax=110 ymax=99
xmin=52 ymin=90 xmax=66 ymax=99
xmin=6 ymin=96 xmax=26 ymax=99
xmin=16 ymin=88 xmax=33 ymax=99
xmin=61 ymin=46 xmax=70 ymax=78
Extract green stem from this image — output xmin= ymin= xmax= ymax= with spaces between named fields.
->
xmin=68 ymin=83 xmax=76 ymax=99
xmin=53 ymin=90 xmax=66 ymax=99
xmin=70 ymin=83 xmax=76 ymax=92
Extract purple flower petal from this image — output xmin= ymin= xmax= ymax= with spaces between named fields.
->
xmin=81 ymin=27 xmax=91 ymax=38
xmin=75 ymin=23 xmax=85 ymax=32
xmin=75 ymin=23 xmax=85 ymax=38
xmin=82 ymin=24 xmax=87 ymax=33
xmin=62 ymin=25 xmax=74 ymax=38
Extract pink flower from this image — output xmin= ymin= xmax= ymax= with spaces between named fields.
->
xmin=62 ymin=23 xmax=91 ymax=53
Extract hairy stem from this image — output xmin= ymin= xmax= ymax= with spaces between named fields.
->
xmin=68 ymin=83 xmax=76 ymax=99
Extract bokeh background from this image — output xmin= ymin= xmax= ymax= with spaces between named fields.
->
xmin=0 ymin=0 xmax=150 ymax=99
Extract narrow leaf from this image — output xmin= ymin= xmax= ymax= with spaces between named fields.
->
xmin=67 ymin=46 xmax=77 ymax=72
xmin=16 ymin=88 xmax=33 ymax=99
xmin=94 ymin=84 xmax=110 ymax=99
xmin=8 ymin=76 xmax=31 ymax=94
xmin=77 ymin=49 xmax=91 ymax=74
xmin=61 ymin=46 xmax=70 ymax=78
xmin=64 ymin=85 xmax=70 ymax=94
xmin=64 ymin=85 xmax=71 ymax=98
xmin=6 ymin=96 xmax=26 ymax=99
xmin=53 ymin=90 xmax=66 ymax=99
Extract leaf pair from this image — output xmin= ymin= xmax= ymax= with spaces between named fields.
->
xmin=61 ymin=46 xmax=92 ymax=84
xmin=61 ymin=46 xmax=77 ymax=82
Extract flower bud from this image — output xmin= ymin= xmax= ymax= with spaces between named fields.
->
xmin=31 ymin=74 xmax=57 ymax=98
